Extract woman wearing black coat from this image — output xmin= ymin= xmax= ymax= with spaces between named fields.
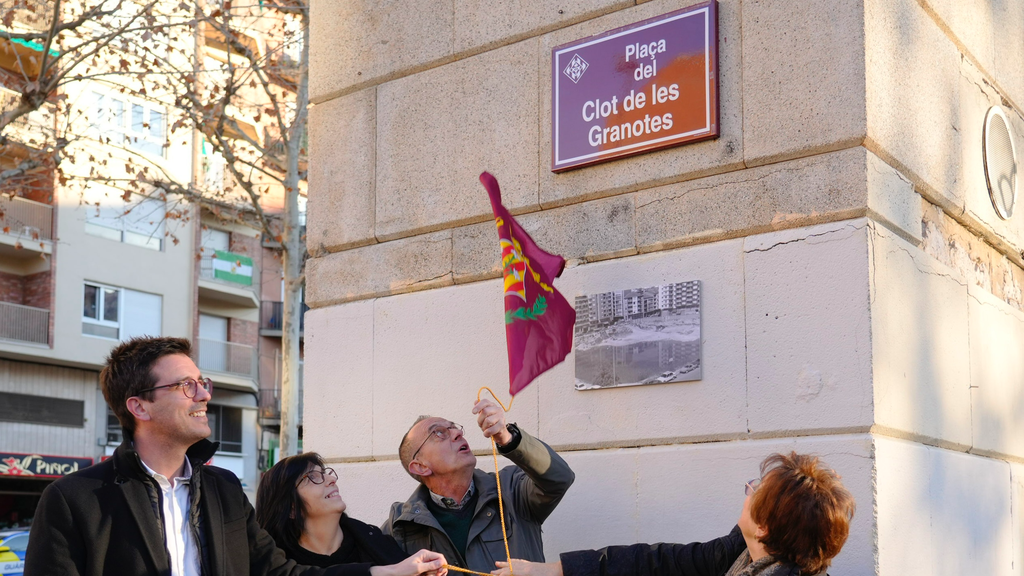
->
xmin=491 ymin=452 xmax=855 ymax=576
xmin=256 ymin=452 xmax=448 ymax=576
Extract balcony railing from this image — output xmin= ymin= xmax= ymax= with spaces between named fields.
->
xmin=0 ymin=301 xmax=49 ymax=345
xmin=0 ymin=195 xmax=52 ymax=241
xmin=258 ymin=360 xmax=303 ymax=423
xmin=197 ymin=338 xmax=257 ymax=379
xmin=259 ymin=301 xmax=308 ymax=333
xmin=199 ymin=251 xmax=258 ymax=287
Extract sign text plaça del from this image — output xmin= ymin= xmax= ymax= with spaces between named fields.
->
xmin=581 ymin=39 xmax=680 ymax=147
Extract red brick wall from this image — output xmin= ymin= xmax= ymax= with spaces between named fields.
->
xmin=0 ymin=271 xmax=24 ymax=304
xmin=261 ymin=247 xmax=283 ymax=302
xmin=228 ymin=317 xmax=259 ymax=349
xmin=22 ymin=271 xmax=51 ymax=309
xmin=20 ymin=171 xmax=55 ymax=204
xmin=229 ymin=232 xmax=261 ymax=258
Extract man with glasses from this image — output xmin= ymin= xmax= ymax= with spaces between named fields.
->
xmin=384 ymin=399 xmax=575 ymax=574
xmin=26 ymin=337 xmax=373 ymax=576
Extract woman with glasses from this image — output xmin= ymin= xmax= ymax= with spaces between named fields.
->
xmin=491 ymin=452 xmax=855 ymax=576
xmin=256 ymin=452 xmax=448 ymax=575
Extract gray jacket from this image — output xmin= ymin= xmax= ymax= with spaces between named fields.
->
xmin=382 ymin=429 xmax=575 ymax=573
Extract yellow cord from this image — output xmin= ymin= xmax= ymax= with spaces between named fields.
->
xmin=442 ymin=387 xmax=515 ymax=576
xmin=444 ymin=567 xmax=493 ymax=576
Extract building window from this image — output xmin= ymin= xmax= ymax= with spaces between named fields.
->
xmin=83 ymin=283 xmax=162 ymax=341
xmin=106 ymin=407 xmax=123 ymax=444
xmin=83 ymin=186 xmax=165 ymax=251
xmin=0 ymin=392 xmax=84 ymax=427
xmin=92 ymin=91 xmax=167 ymax=157
xmin=207 ymin=404 xmax=243 ymax=453
xmin=83 ymin=283 xmax=120 ymax=339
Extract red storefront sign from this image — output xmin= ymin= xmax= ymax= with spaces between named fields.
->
xmin=551 ymin=1 xmax=719 ymax=172
xmin=0 ymin=452 xmax=93 ymax=478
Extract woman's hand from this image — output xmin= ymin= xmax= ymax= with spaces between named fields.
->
xmin=371 ymin=549 xmax=448 ymax=576
xmin=491 ymin=560 xmax=563 ymax=576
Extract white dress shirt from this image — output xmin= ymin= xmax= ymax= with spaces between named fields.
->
xmin=139 ymin=457 xmax=201 ymax=576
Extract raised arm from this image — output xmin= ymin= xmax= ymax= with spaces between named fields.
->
xmin=559 ymin=526 xmax=746 ymax=576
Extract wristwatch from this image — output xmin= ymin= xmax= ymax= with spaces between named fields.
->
xmin=496 ymin=422 xmax=522 ymax=454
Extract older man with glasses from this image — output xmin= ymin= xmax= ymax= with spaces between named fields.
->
xmin=384 ymin=399 xmax=575 ymax=575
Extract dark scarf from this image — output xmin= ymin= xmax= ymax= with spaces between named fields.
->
xmin=724 ymin=550 xmax=821 ymax=576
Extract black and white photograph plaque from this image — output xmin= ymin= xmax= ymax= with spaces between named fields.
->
xmin=574 ymin=281 xmax=702 ymax=390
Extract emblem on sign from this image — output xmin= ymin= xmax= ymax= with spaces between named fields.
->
xmin=563 ymin=54 xmax=589 ymax=84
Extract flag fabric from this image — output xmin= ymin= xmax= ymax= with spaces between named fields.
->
xmin=480 ymin=172 xmax=576 ymax=396
xmin=212 ymin=250 xmax=254 ymax=286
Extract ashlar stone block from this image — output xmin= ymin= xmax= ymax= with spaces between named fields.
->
xmin=453 ymin=194 xmax=637 ymax=284
xmin=309 ymin=0 xmax=455 ymax=102
xmin=307 ymin=88 xmax=376 ymax=253
xmin=453 ymin=221 xmax=503 ymax=284
xmin=537 ymin=238 xmax=748 ymax=447
xmin=870 ymin=225 xmax=972 ymax=449
xmin=866 ymin=149 xmax=922 ymax=243
xmin=876 ymin=437 xmax=1014 ymax=576
xmin=635 ymin=147 xmax=869 ymax=253
xmin=375 ymin=38 xmax=540 ymax=241
xmin=969 ymin=285 xmax=1024 ymax=460
xmin=741 ymin=0 xmax=867 ymax=166
xmin=537 ymin=0 xmax=743 ymax=208
xmin=305 ymin=230 xmax=453 ymax=308
xmin=1012 ymin=463 xmax=1024 ymax=576
xmin=542 ymin=448 xmax=641 ymax=556
xmin=303 ymin=302 xmax=375 ymax=458
xmin=919 ymin=0 xmax=996 ymax=80
xmin=744 ymin=220 xmax=874 ymax=434
xmin=454 ymin=0 xmax=630 ymax=54
xmin=865 ymin=0 xmax=964 ymax=213
xmin=993 ymin=0 xmax=1024 ymax=111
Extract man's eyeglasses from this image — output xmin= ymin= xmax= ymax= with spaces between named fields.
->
xmin=299 ymin=467 xmax=337 ymax=486
xmin=137 ymin=377 xmax=213 ymax=399
xmin=410 ymin=422 xmax=464 ymax=461
xmin=744 ymin=478 xmax=761 ymax=496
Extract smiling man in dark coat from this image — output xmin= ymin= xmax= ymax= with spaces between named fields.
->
xmin=25 ymin=337 xmax=444 ymax=576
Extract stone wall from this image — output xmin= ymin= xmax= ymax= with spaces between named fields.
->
xmin=307 ymin=0 xmax=1024 ymax=573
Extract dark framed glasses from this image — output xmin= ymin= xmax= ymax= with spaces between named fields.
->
xmin=411 ymin=422 xmax=464 ymax=461
xmin=299 ymin=467 xmax=337 ymax=486
xmin=137 ymin=377 xmax=213 ymax=399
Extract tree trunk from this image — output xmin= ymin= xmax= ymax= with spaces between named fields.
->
xmin=279 ymin=5 xmax=310 ymax=459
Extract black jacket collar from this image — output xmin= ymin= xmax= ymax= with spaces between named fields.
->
xmin=112 ymin=436 xmax=220 ymax=482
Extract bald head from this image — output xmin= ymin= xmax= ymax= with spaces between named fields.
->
xmin=399 ymin=415 xmax=432 ymax=482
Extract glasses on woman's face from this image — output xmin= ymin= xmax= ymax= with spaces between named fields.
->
xmin=410 ymin=422 xmax=464 ymax=461
xmin=137 ymin=377 xmax=213 ymax=399
xmin=744 ymin=478 xmax=761 ymax=496
xmin=298 ymin=467 xmax=337 ymax=486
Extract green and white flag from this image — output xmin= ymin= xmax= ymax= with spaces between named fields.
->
xmin=213 ymin=250 xmax=253 ymax=285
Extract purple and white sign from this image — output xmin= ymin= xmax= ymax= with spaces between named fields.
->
xmin=551 ymin=2 xmax=719 ymax=172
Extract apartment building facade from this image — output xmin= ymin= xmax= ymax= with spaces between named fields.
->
xmin=0 ymin=4 xmax=304 ymax=524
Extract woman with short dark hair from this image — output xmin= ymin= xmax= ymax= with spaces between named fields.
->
xmin=256 ymin=452 xmax=447 ymax=576
xmin=491 ymin=452 xmax=855 ymax=576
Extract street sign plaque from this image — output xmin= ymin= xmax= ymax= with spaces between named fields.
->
xmin=551 ymin=1 xmax=719 ymax=172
